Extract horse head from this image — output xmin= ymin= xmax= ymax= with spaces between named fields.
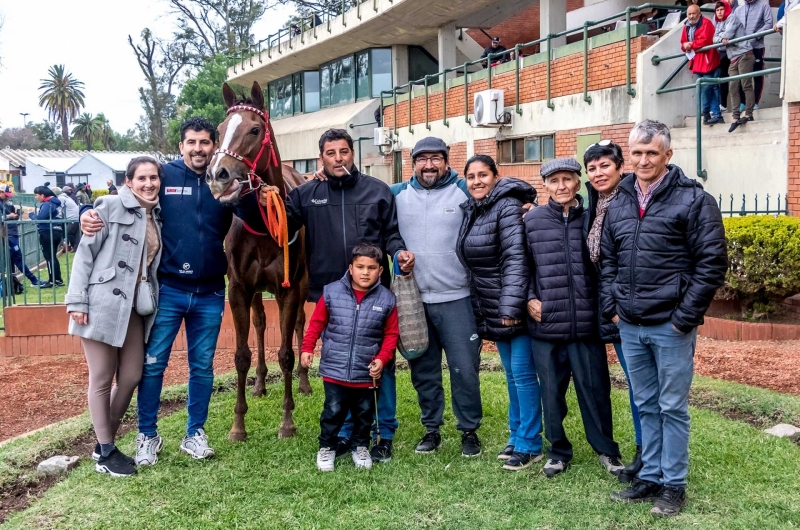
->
xmin=207 ymin=82 xmax=283 ymax=204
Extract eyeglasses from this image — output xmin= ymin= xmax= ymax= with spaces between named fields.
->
xmin=415 ymin=156 xmax=445 ymax=165
xmin=584 ymin=139 xmax=614 ymax=153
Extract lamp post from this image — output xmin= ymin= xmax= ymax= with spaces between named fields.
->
xmin=19 ymin=113 xmax=29 ymax=127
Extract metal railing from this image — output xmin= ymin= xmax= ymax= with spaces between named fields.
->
xmin=718 ymin=193 xmax=788 ymax=217
xmin=379 ymin=3 xmax=697 ymax=135
xmin=653 ymin=28 xmax=781 ymax=180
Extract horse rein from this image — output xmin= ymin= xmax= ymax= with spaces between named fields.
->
xmin=214 ymin=105 xmax=279 ymax=197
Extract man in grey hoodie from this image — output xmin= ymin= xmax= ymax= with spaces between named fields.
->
xmin=733 ymin=0 xmax=773 ymax=105
xmin=390 ymin=137 xmax=484 ymax=457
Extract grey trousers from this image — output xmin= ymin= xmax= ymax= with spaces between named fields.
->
xmin=82 ymin=314 xmax=145 ymax=444
xmin=408 ymin=297 xmax=483 ymax=432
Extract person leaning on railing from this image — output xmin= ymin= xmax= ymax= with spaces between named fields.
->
xmin=775 ymin=0 xmax=800 ymax=32
xmin=65 ymin=156 xmax=163 ymax=478
xmin=734 ymin=0 xmax=773 ymax=106
xmin=681 ymin=4 xmax=724 ymax=126
xmin=29 ymin=186 xmax=64 ymax=289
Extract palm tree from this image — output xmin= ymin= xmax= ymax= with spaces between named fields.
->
xmin=71 ymin=113 xmax=102 ymax=150
xmin=94 ymin=113 xmax=116 ymax=150
xmin=38 ymin=64 xmax=86 ymax=150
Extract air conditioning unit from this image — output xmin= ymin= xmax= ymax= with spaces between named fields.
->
xmin=373 ymin=127 xmax=392 ymax=147
xmin=473 ymin=89 xmax=509 ymax=127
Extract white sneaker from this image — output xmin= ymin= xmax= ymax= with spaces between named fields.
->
xmin=316 ymin=448 xmax=336 ymax=472
xmin=351 ymin=446 xmax=372 ymax=469
xmin=135 ymin=433 xmax=163 ymax=466
xmin=179 ymin=428 xmax=215 ymax=459
xmin=599 ymin=454 xmax=625 ymax=476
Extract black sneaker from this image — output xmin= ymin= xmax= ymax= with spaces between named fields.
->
xmin=461 ymin=430 xmax=481 ymax=457
xmin=54 ymin=280 xmax=65 ymax=287
xmin=334 ymin=437 xmax=351 ymax=459
xmin=497 ymin=444 xmax=515 ymax=461
xmin=415 ymin=430 xmax=442 ymax=454
xmin=37 ymin=281 xmax=54 ymax=289
xmin=502 ymin=452 xmax=543 ymax=471
xmin=95 ymin=448 xmax=137 ymax=477
xmin=370 ymin=439 xmax=393 ymax=463
xmin=651 ymin=485 xmax=686 ymax=517
xmin=707 ymin=116 xmax=724 ymax=126
xmin=702 ymin=112 xmax=711 ymax=125
xmin=93 ymin=443 xmax=135 ymax=466
xmin=611 ymin=478 xmax=663 ymax=503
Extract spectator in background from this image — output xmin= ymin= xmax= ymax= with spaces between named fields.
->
xmin=76 ymin=183 xmax=92 ymax=205
xmin=776 ymin=0 xmax=800 ymax=31
xmin=604 ymin=120 xmax=727 ymax=517
xmin=674 ymin=0 xmax=688 ymax=23
xmin=63 ymin=184 xmax=79 ymax=206
xmin=481 ymin=37 xmax=509 ymax=68
xmin=714 ymin=1 xmax=734 ymax=111
xmin=29 ymin=186 xmax=64 ymax=289
xmin=720 ymin=1 xmax=756 ymax=132
xmin=681 ymin=4 xmax=724 ymax=126
xmin=733 ymin=0 xmax=773 ymax=107
xmin=107 ymin=179 xmax=118 ymax=195
xmin=54 ymin=186 xmax=80 ymax=252
xmin=0 ymin=184 xmax=43 ymax=286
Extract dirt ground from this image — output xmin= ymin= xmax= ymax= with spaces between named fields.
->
xmin=2 ymin=338 xmax=799 ymax=443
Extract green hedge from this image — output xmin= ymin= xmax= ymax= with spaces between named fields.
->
xmin=91 ymin=189 xmax=109 ymax=201
xmin=723 ymin=216 xmax=800 ymax=313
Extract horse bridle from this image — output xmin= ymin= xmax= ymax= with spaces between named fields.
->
xmin=214 ymin=105 xmax=279 ymax=196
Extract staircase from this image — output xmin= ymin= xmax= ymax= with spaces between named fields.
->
xmin=669 ymin=106 xmax=786 ymax=203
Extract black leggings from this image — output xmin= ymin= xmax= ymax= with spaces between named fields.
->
xmin=39 ymin=230 xmax=63 ymax=283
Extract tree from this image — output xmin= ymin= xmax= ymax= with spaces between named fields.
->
xmin=30 ymin=121 xmax=61 ymax=149
xmin=94 ymin=113 xmax=117 ymax=150
xmin=128 ymin=29 xmax=188 ymax=152
xmin=0 ymin=127 xmax=42 ymax=150
xmin=71 ymin=113 xmax=102 ymax=151
xmin=38 ymin=64 xmax=86 ymax=150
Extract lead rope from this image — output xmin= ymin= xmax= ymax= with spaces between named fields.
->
xmin=259 ymin=189 xmax=291 ymax=288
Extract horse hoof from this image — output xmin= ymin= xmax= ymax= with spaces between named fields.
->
xmin=298 ymin=382 xmax=312 ymax=395
xmin=252 ymin=386 xmax=266 ymax=397
xmin=228 ymin=431 xmax=247 ymax=442
xmin=278 ymin=426 xmax=296 ymax=439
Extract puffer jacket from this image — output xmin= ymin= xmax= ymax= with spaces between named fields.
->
xmin=456 ymin=177 xmax=535 ymax=341
xmin=525 ymin=195 xmax=598 ymax=341
xmin=319 ymin=273 xmax=397 ymax=384
xmin=65 ymin=185 xmax=163 ymax=347
xmin=30 ymin=197 xmax=63 ymax=234
xmin=599 ymin=165 xmax=728 ymax=332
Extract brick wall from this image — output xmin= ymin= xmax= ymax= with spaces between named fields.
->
xmin=788 ymin=102 xmax=800 ymax=217
xmin=384 ymin=36 xmax=655 ymax=130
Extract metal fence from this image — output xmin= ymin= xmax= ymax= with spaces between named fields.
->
xmin=718 ymin=193 xmax=788 ymax=217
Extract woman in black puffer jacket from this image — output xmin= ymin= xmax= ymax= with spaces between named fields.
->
xmin=456 ymin=155 xmax=543 ymax=471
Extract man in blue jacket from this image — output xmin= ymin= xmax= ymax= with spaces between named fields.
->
xmin=80 ymin=117 xmax=265 ymax=465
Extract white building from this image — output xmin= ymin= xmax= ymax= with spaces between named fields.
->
xmin=24 ymin=156 xmax=83 ymax=191
xmin=67 ymin=152 xmax=153 ymax=191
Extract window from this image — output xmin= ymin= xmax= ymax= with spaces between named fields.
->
xmin=303 ymin=71 xmax=320 ymax=113
xmin=268 ymin=75 xmax=293 ymax=118
xmin=498 ymin=135 xmax=555 ymax=163
xmin=408 ymin=46 xmax=439 ymax=83
xmin=292 ymin=73 xmax=303 ymax=114
xmin=371 ymin=48 xmax=392 ymax=98
xmin=293 ymin=159 xmax=318 ymax=173
xmin=356 ymin=51 xmax=370 ymax=100
xmin=320 ymin=66 xmax=331 ymax=108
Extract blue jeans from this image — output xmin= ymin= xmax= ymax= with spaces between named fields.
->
xmin=137 ymin=283 xmax=225 ymax=437
xmin=698 ymin=66 xmax=721 ymax=118
xmin=613 ymin=342 xmax=643 ymax=447
xmin=496 ymin=335 xmax=543 ymax=455
xmin=617 ymin=320 xmax=697 ymax=487
xmin=338 ymin=358 xmax=398 ymax=442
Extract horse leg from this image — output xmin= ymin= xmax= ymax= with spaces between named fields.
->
xmin=276 ymin=289 xmax=301 ymax=439
xmin=229 ymin=283 xmax=255 ymax=442
xmin=295 ymin=302 xmax=312 ymax=395
xmin=251 ymin=295 xmax=268 ymax=397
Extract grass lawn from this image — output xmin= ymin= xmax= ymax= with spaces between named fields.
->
xmin=4 ymin=371 xmax=800 ymax=529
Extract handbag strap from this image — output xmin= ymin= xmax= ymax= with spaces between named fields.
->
xmin=139 ymin=221 xmax=148 ymax=282
xmin=392 ymin=253 xmax=408 ymax=277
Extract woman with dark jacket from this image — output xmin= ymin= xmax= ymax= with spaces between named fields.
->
xmin=30 ymin=186 xmax=64 ymax=288
xmin=456 ymin=155 xmax=543 ymax=471
xmin=524 ymin=158 xmax=622 ymax=479
xmin=584 ymin=141 xmax=643 ymax=483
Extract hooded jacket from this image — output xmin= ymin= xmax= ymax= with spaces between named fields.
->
xmin=30 ymin=196 xmax=63 ymax=234
xmin=681 ymin=15 xmax=721 ymax=73
xmin=2 ymin=199 xmax=19 ymax=238
xmin=713 ymin=1 xmax=735 ymax=57
xmin=285 ymin=167 xmax=406 ymax=302
xmin=732 ymin=0 xmax=773 ymax=49
xmin=392 ymin=169 xmax=472 ymax=304
xmin=599 ymin=165 xmax=728 ymax=332
xmin=716 ymin=5 xmax=751 ymax=59
xmin=58 ymin=193 xmax=80 ymax=220
xmin=457 ymin=177 xmax=534 ymax=341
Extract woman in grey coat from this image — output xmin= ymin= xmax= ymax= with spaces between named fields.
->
xmin=66 ymin=156 xmax=163 ymax=477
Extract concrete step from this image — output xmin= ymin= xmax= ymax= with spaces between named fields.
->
xmin=681 ymin=106 xmax=782 ymax=128
xmin=671 ymin=128 xmax=783 ymax=150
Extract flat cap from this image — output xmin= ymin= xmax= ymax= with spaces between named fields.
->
xmin=410 ymin=137 xmax=448 ymax=160
xmin=540 ymin=157 xmax=582 ymax=179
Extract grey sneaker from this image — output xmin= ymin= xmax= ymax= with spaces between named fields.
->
xmin=316 ymin=447 xmax=335 ymax=472
xmin=599 ymin=454 xmax=625 ymax=476
xmin=179 ymin=428 xmax=215 ymax=459
xmin=352 ymin=446 xmax=372 ymax=469
xmin=543 ymin=459 xmax=569 ymax=477
xmin=135 ymin=433 xmax=163 ymax=466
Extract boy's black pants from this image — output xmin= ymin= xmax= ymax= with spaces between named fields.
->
xmin=319 ymin=381 xmax=374 ymax=449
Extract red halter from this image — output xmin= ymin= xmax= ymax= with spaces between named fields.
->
xmin=214 ymin=105 xmax=279 ymax=196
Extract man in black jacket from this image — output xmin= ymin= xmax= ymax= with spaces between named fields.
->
xmin=481 ymin=37 xmax=509 ymax=68
xmin=602 ymin=120 xmax=727 ymax=517
xmin=276 ymin=128 xmax=413 ymax=461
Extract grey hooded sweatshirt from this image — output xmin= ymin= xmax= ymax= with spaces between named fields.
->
xmin=732 ymin=0 xmax=773 ymax=50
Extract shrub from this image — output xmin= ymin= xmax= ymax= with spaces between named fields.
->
xmin=92 ymin=189 xmax=109 ymax=201
xmin=723 ymin=216 xmax=800 ymax=313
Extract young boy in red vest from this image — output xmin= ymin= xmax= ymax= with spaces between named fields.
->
xmin=301 ymin=244 xmax=399 ymax=471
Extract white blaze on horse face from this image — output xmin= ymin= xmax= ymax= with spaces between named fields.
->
xmin=212 ymin=113 xmax=243 ymax=176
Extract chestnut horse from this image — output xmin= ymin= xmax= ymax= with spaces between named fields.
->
xmin=206 ymin=81 xmax=311 ymax=441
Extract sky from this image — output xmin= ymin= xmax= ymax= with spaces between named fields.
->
xmin=0 ymin=0 xmax=294 ymax=136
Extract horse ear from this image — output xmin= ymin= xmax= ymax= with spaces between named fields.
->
xmin=250 ymin=82 xmax=265 ymax=110
xmin=222 ymin=83 xmax=236 ymax=109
